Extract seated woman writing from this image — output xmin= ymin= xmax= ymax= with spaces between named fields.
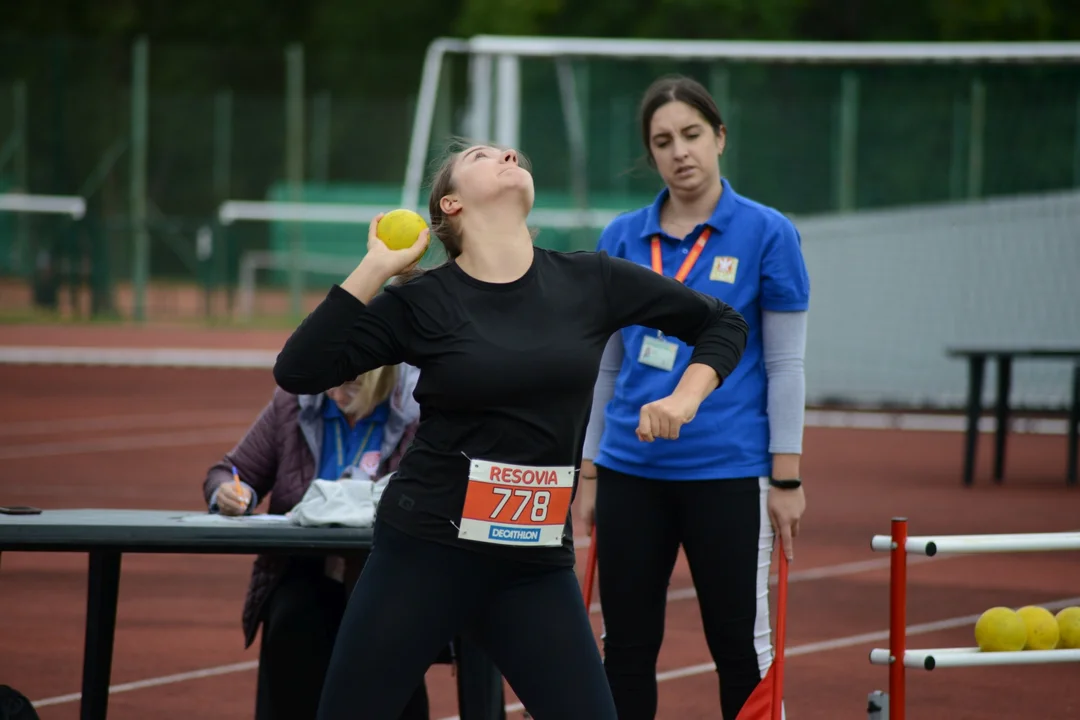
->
xmin=203 ymin=358 xmax=506 ymax=720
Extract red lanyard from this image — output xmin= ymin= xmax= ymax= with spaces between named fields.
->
xmin=650 ymin=227 xmax=712 ymax=284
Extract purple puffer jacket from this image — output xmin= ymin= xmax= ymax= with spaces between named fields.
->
xmin=202 ymin=363 xmax=421 ymax=648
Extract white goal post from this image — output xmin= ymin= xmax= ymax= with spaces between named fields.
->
xmin=0 ymin=193 xmax=86 ymax=219
xmin=217 ymin=199 xmax=616 ymax=230
xmin=399 ymin=35 xmax=1080 ymax=214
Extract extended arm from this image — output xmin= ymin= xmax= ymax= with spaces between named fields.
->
xmin=600 ymin=252 xmax=748 ymax=441
xmin=601 ymin=252 xmax=749 ymax=391
xmin=274 ymin=283 xmax=413 ymax=396
xmin=273 ymin=218 xmax=429 ymax=396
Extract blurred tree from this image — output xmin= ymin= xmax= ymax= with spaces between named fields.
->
xmin=452 ymin=0 xmax=565 ymax=36
xmin=0 ymin=0 xmax=309 ymax=44
xmin=4 ymin=0 xmax=1078 ymax=47
xmin=0 ymin=0 xmax=1075 ymax=288
xmin=930 ymin=0 xmax=1059 ymax=41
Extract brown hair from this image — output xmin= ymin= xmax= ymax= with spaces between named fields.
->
xmin=389 ymin=265 xmax=425 ymax=286
xmin=639 ymin=75 xmax=724 ymax=167
xmin=426 ymin=137 xmax=535 ymax=260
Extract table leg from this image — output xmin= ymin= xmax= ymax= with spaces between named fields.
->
xmin=993 ymin=356 xmax=1012 ymax=483
xmin=963 ymin=356 xmax=986 ymax=487
xmin=1068 ymin=364 xmax=1079 ymax=487
xmin=81 ymin=550 xmax=122 ymax=720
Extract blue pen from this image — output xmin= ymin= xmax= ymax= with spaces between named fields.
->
xmin=231 ymin=464 xmax=246 ymax=503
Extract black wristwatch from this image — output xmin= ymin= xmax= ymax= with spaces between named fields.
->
xmin=768 ymin=477 xmax=802 ymax=490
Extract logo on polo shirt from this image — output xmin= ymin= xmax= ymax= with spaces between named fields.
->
xmin=710 ymin=256 xmax=739 ymax=284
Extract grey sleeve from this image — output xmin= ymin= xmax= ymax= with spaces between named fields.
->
xmin=763 ymin=310 xmax=808 ymax=455
xmin=582 ymin=332 xmax=624 ymax=460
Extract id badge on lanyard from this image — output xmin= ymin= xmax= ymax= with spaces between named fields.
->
xmin=335 ymin=422 xmax=376 ymax=478
xmin=638 ymin=228 xmax=712 ymax=372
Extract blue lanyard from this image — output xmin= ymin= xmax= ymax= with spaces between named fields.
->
xmin=333 ymin=421 xmax=375 ymax=477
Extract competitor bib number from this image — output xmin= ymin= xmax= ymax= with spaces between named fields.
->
xmin=458 ymin=459 xmax=574 ymax=547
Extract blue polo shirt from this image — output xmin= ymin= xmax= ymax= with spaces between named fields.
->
xmin=319 ymin=398 xmax=390 ymax=480
xmin=594 ymin=178 xmax=810 ymax=481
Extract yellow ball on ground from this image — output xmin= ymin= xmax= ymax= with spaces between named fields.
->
xmin=974 ymin=607 xmax=1027 ymax=652
xmin=1056 ymin=607 xmax=1080 ymax=649
xmin=376 ymin=209 xmax=428 ymax=251
xmin=1016 ymin=605 xmax=1060 ymax=650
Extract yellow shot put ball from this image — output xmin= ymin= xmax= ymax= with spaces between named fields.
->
xmin=1016 ymin=605 xmax=1059 ymax=650
xmin=1056 ymin=606 xmax=1080 ymax=649
xmin=974 ymin=607 xmax=1027 ymax=652
xmin=376 ymin=209 xmax=428 ymax=251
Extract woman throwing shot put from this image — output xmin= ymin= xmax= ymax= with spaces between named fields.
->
xmin=272 ymin=140 xmax=749 ymax=720
xmin=577 ymin=74 xmax=810 ymax=720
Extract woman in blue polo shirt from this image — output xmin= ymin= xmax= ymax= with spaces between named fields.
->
xmin=578 ymin=74 xmax=810 ymax=720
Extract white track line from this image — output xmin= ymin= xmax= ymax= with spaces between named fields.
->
xmin=648 ymin=555 xmax=938 ymax=611
xmin=0 ymin=427 xmax=250 ymax=460
xmin=0 ymin=410 xmax=257 ymax=438
xmin=438 ymin=593 xmax=1080 ymax=720
xmin=0 ymin=346 xmax=278 ymax=368
xmin=32 ymin=661 xmax=259 ymax=708
xmin=803 ymin=409 xmax=1068 ymax=436
xmin=26 ymin=554 xmax=936 ymax=709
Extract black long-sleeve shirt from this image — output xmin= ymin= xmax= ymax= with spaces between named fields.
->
xmin=274 ymin=247 xmax=748 ymax=566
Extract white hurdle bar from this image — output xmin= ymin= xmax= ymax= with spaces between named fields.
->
xmin=0 ymin=193 xmax=86 ymax=219
xmin=870 ymin=646 xmax=1080 ymax=671
xmin=870 ymin=531 xmax=1080 ymax=557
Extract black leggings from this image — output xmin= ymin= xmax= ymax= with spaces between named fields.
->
xmin=316 ymin=519 xmax=617 ymax=720
xmin=595 ymin=467 xmax=775 ymax=720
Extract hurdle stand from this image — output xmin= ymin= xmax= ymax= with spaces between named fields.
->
xmin=866 ymin=518 xmax=1080 ymax=720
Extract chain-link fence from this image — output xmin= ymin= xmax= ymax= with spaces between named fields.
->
xmin=1 ymin=37 xmax=1078 ymax=326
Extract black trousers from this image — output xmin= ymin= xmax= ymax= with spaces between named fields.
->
xmin=255 ymin=558 xmax=429 ymax=720
xmin=255 ymin=556 xmax=508 ymax=720
xmin=316 ymin=519 xmax=617 ymax=720
xmin=594 ymin=468 xmax=776 ymax=720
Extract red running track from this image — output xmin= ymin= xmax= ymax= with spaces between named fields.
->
xmin=1 ymin=360 xmax=1079 ymax=719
